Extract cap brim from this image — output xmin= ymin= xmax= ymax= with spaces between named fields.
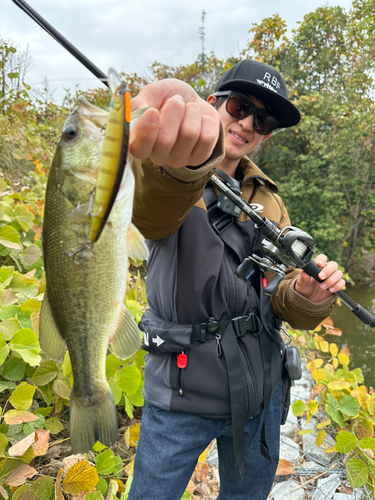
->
xmin=218 ymin=79 xmax=300 ymax=129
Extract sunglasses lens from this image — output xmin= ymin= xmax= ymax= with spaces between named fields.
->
xmin=226 ymin=94 xmax=278 ymax=135
xmin=254 ymin=111 xmax=278 ymax=135
xmin=226 ymin=95 xmax=253 ymax=120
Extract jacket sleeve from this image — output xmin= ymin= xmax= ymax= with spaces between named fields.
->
xmin=131 ymin=124 xmax=225 ymax=240
xmin=269 ymin=193 xmax=336 ymax=330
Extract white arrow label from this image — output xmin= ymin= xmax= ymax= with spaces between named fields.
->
xmin=152 ymin=335 xmax=165 ymax=347
xmin=142 ymin=331 xmax=149 ymax=346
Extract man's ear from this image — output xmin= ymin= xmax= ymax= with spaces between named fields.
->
xmin=207 ymin=95 xmax=216 ymax=107
xmin=263 ymin=133 xmax=272 ymax=141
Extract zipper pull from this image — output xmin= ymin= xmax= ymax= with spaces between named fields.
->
xmin=215 ymin=333 xmax=222 ymax=357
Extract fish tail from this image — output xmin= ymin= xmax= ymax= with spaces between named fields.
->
xmin=70 ymin=385 xmax=118 ymax=453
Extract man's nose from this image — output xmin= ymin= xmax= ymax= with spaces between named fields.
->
xmin=238 ymin=113 xmax=254 ymax=131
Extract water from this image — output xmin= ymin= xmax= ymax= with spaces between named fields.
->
xmin=330 ymin=281 xmax=375 ymax=387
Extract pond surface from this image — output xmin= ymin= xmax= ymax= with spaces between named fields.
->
xmin=330 ymin=280 xmax=375 ymax=387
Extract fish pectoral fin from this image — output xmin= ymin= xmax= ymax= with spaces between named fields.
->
xmin=126 ymin=223 xmax=149 ymax=260
xmin=39 ymin=291 xmax=66 ymax=362
xmin=110 ymin=306 xmax=141 ymax=360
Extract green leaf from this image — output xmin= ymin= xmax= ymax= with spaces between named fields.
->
xmin=326 ymin=393 xmax=339 ymax=409
xmin=352 ymin=368 xmax=364 ymax=384
xmin=292 ymin=399 xmax=307 ymax=417
xmin=116 ymin=366 xmax=141 ymax=395
xmin=0 ymin=336 xmax=9 ymax=367
xmin=3 ymin=358 xmax=26 ymax=381
xmin=13 ymin=205 xmax=34 ymax=232
xmin=94 ymin=448 xmax=116 ymax=475
xmin=34 ymin=407 xmax=53 ymax=418
xmin=52 ymin=376 xmax=71 ymax=399
xmin=0 ymin=433 xmax=8 ymax=454
xmin=9 ymin=273 xmax=28 ymax=293
xmin=9 ymin=328 xmax=41 ymax=366
xmin=109 ymin=377 xmax=122 ymax=405
xmin=114 ymin=455 xmax=123 ymax=476
xmin=0 ymin=381 xmax=16 ymax=392
xmin=31 ymin=475 xmax=54 ymax=500
xmin=134 ymin=350 xmax=146 ymax=370
xmin=9 ymin=382 xmax=36 ymax=410
xmin=0 ymin=225 xmax=21 ymax=250
xmin=44 ymin=417 xmax=64 ymax=434
xmin=326 ymin=404 xmax=345 ymax=428
xmin=359 ymin=438 xmax=375 ymax=454
xmin=335 ymin=431 xmax=358 ymax=453
xmin=339 ymin=395 xmax=360 ymax=417
xmin=0 ymin=305 xmax=20 ymax=321
xmin=19 ymin=245 xmax=42 ymax=268
xmin=125 ymin=396 xmax=134 ymax=419
xmin=0 ymin=317 xmax=21 ymax=340
xmin=106 ymin=353 xmax=123 ymax=379
xmin=128 ymin=385 xmax=144 ymax=407
xmin=85 ymin=493 xmax=104 ymax=500
xmin=347 ymin=457 xmax=369 ymax=488
xmin=96 ymin=477 xmax=108 ymax=494
xmin=30 ymin=360 xmax=58 ymax=386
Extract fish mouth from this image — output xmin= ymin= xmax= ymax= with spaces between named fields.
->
xmin=78 ymin=96 xmax=108 ymax=129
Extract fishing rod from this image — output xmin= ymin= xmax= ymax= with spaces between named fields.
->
xmin=210 ymin=174 xmax=375 ymax=328
xmin=12 ymin=1 xmax=375 ymax=328
xmin=11 ymin=0 xmax=109 ymax=89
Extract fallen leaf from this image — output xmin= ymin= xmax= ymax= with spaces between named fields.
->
xmin=195 ymin=462 xmax=209 ymax=482
xmin=63 ymin=460 xmax=99 ymax=495
xmin=62 ymin=454 xmax=86 ymax=474
xmin=325 ymin=327 xmax=342 ymax=336
xmin=8 ymin=433 xmax=36 ymax=457
xmin=55 ymin=469 xmax=64 ymax=500
xmin=361 ymin=448 xmax=375 ymax=459
xmin=321 ymin=317 xmax=333 ymax=328
xmin=5 ymin=465 xmax=36 ymax=486
xmin=186 ymin=480 xmax=195 ymax=495
xmin=105 ymin=479 xmax=119 ymax=500
xmin=0 ymin=484 xmax=8 ymax=499
xmin=31 ymin=429 xmax=50 ymax=457
xmin=276 ymin=459 xmax=295 ymax=476
xmin=4 ymin=411 xmax=39 ymax=425
xmin=194 ymin=483 xmax=211 ymax=496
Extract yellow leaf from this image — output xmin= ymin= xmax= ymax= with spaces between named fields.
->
xmin=319 ymin=341 xmax=329 ymax=353
xmin=316 ymin=419 xmax=331 ymax=429
xmin=128 ymin=423 xmax=140 ymax=448
xmin=62 ymin=460 xmax=99 ymax=495
xmin=332 ymin=358 xmax=339 ymax=369
xmin=307 ymin=400 xmax=318 ymax=415
xmin=198 ymin=447 xmax=208 ymax=463
xmin=327 ymin=381 xmax=351 ymax=391
xmin=338 ymin=353 xmax=350 ymax=367
xmin=329 ymin=343 xmax=338 ymax=357
xmin=316 ymin=430 xmax=326 ymax=447
xmin=314 ymin=334 xmax=324 ymax=342
xmin=307 ymin=359 xmax=323 ymax=371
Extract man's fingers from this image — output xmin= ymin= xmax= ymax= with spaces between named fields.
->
xmin=150 ymin=95 xmax=186 ymax=165
xmin=190 ymin=115 xmax=220 ymax=166
xmin=168 ymin=102 xmax=202 ymax=168
xmin=129 ymin=108 xmax=160 ymax=159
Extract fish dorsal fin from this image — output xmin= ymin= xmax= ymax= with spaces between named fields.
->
xmin=126 ymin=223 xmax=149 ymax=260
xmin=110 ymin=306 xmax=141 ymax=360
xmin=39 ymin=291 xmax=66 ymax=362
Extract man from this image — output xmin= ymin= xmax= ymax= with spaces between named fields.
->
xmin=128 ymin=60 xmax=344 ymax=500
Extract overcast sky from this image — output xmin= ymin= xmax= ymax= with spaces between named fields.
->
xmin=1 ymin=0 xmax=353 ymax=101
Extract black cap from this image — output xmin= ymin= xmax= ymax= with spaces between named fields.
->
xmin=215 ymin=59 xmax=300 ymax=129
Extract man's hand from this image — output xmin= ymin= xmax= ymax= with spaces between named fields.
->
xmin=294 ymin=254 xmax=345 ymax=303
xmin=129 ymin=79 xmax=220 ymax=169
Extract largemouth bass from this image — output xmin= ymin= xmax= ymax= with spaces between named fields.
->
xmin=39 ymin=89 xmax=148 ymax=453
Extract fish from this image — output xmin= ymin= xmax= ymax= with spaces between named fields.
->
xmin=39 ymin=86 xmax=149 ymax=453
xmin=89 ymin=68 xmax=132 ymax=243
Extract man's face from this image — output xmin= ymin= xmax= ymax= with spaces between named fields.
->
xmin=209 ymin=93 xmax=269 ymax=162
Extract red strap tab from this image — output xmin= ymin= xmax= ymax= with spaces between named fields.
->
xmin=177 ymin=353 xmax=187 ymax=369
xmin=262 ymin=278 xmax=268 ymax=289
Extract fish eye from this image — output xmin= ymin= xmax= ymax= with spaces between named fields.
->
xmin=62 ymin=125 xmax=78 ymax=141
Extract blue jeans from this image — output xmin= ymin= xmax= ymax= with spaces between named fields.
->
xmin=128 ymin=382 xmax=282 ymax=500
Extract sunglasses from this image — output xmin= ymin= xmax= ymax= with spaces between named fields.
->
xmin=214 ymin=91 xmax=279 ymax=135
